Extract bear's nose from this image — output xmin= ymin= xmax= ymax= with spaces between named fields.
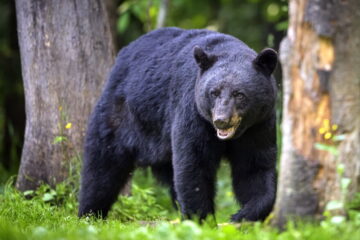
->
xmin=213 ymin=117 xmax=231 ymax=129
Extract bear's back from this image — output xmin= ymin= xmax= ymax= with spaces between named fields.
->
xmin=104 ymin=28 xmax=251 ymax=134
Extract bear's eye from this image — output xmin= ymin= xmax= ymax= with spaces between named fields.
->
xmin=210 ymin=90 xmax=221 ymax=97
xmin=232 ymin=91 xmax=245 ymax=99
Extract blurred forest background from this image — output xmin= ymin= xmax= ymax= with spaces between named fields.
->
xmin=0 ymin=0 xmax=288 ymax=183
xmin=1 ymin=0 xmax=360 ymax=239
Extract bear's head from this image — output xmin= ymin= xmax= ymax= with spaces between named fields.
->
xmin=194 ymin=46 xmax=277 ymax=140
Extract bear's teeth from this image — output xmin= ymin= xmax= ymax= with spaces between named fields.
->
xmin=217 ymin=127 xmax=235 ymax=140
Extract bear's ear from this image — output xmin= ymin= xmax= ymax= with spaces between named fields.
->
xmin=253 ymin=48 xmax=278 ymax=76
xmin=193 ymin=46 xmax=217 ymax=71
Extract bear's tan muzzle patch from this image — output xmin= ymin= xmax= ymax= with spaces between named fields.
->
xmin=215 ymin=114 xmax=242 ymax=140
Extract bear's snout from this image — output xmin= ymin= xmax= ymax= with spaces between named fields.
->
xmin=212 ymin=113 xmax=242 ymax=140
xmin=213 ymin=116 xmax=231 ymax=129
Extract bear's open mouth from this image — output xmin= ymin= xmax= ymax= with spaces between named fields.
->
xmin=216 ymin=127 xmax=237 ymax=140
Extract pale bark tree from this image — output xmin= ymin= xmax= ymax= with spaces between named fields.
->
xmin=15 ymin=0 xmax=115 ymax=190
xmin=273 ymin=0 xmax=360 ymax=226
xmin=156 ymin=0 xmax=170 ymax=28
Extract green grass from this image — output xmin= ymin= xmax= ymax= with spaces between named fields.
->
xmin=1 ymin=163 xmax=360 ymax=240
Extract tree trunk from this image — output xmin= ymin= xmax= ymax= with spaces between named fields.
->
xmin=156 ymin=0 xmax=170 ymax=29
xmin=273 ymin=0 xmax=360 ymax=227
xmin=15 ymin=0 xmax=115 ymax=190
xmin=104 ymin=0 xmax=123 ymax=50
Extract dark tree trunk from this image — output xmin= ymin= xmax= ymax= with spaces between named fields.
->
xmin=15 ymin=0 xmax=116 ymax=190
xmin=273 ymin=0 xmax=360 ymax=227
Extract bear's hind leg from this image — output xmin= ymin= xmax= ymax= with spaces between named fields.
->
xmin=78 ymin=144 xmax=135 ymax=218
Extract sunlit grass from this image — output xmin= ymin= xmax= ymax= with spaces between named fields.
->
xmin=1 ymin=163 xmax=360 ymax=240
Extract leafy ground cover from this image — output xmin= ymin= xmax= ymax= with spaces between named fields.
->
xmin=1 ymin=163 xmax=360 ymax=240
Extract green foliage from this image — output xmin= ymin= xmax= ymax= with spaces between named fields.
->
xmin=1 ymin=163 xmax=360 ymax=240
xmin=314 ymin=143 xmax=339 ymax=156
xmin=348 ymin=193 xmax=360 ymax=211
xmin=1 ymin=182 xmax=360 ymax=240
xmin=109 ymin=184 xmax=169 ymax=221
xmin=118 ymin=0 xmax=160 ymax=33
xmin=0 ymin=0 xmax=24 ymax=177
xmin=0 ymin=165 xmax=12 ymax=192
xmin=116 ymin=0 xmax=288 ymax=51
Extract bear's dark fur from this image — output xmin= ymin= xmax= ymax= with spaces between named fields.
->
xmin=78 ymin=27 xmax=278 ymax=222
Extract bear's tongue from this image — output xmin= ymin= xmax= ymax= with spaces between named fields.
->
xmin=216 ymin=127 xmax=236 ymax=140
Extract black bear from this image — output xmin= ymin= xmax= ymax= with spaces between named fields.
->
xmin=78 ymin=27 xmax=278 ymax=222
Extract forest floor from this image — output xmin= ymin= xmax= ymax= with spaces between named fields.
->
xmin=1 ymin=163 xmax=360 ymax=240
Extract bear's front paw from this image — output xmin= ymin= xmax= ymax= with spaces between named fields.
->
xmin=230 ymin=211 xmax=246 ymax=222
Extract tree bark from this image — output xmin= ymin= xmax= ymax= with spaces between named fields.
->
xmin=104 ymin=0 xmax=124 ymax=50
xmin=156 ymin=0 xmax=170 ymax=29
xmin=273 ymin=0 xmax=360 ymax=227
xmin=15 ymin=0 xmax=115 ymax=190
